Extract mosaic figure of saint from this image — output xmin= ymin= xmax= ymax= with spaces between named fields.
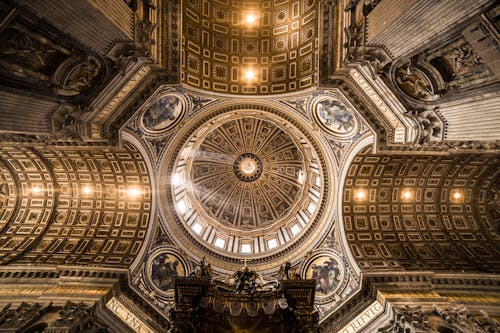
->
xmin=151 ymin=254 xmax=180 ymax=291
xmin=310 ymin=257 xmax=341 ymax=295
xmin=316 ymin=99 xmax=355 ymax=133
xmin=142 ymin=95 xmax=181 ymax=131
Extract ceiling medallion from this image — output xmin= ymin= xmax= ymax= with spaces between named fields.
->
xmin=233 ymin=153 xmax=263 ymax=182
xmin=139 ymin=92 xmax=187 ymax=134
xmin=143 ymin=246 xmax=192 ymax=298
xmin=298 ymin=249 xmax=349 ymax=305
xmin=311 ymin=95 xmax=359 ymax=138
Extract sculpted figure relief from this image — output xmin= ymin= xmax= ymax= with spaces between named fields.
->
xmin=53 ymin=56 xmax=103 ymax=96
xmin=233 ymin=266 xmax=259 ymax=294
xmin=395 ymin=65 xmax=438 ymax=101
xmin=444 ymin=44 xmax=482 ymax=79
xmin=63 ymin=57 xmax=101 ymax=93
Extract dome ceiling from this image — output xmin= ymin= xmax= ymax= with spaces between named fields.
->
xmin=160 ymin=102 xmax=334 ymax=271
xmin=191 ymin=117 xmax=305 ymax=229
xmin=181 ymin=0 xmax=319 ymax=94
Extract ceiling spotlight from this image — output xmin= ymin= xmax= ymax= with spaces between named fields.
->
xmin=82 ymin=186 xmax=92 ymax=195
xmin=127 ymin=187 xmax=141 ymax=198
xmin=244 ymin=69 xmax=255 ymax=81
xmin=355 ymin=190 xmax=366 ymax=200
xmin=31 ymin=186 xmax=42 ymax=195
xmin=403 ymin=191 xmax=411 ymax=200
xmin=245 ymin=13 xmax=257 ymax=25
xmin=452 ymin=191 xmax=462 ymax=200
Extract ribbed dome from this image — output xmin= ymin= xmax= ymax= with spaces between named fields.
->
xmin=191 ymin=117 xmax=305 ymax=229
xmin=166 ymin=107 xmax=328 ymax=262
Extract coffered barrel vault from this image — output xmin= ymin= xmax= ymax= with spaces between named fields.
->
xmin=0 ymin=141 xmax=151 ymax=267
xmin=343 ymin=146 xmax=500 ymax=273
xmin=181 ymin=0 xmax=319 ymax=94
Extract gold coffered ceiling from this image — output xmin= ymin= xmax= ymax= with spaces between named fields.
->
xmin=181 ymin=0 xmax=319 ymax=94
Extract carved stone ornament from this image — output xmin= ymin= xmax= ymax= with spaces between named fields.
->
xmin=51 ymin=104 xmax=89 ymax=137
xmin=362 ymin=0 xmax=382 ymax=16
xmin=378 ymin=304 xmax=500 ymax=333
xmin=0 ymin=302 xmax=50 ymax=329
xmin=394 ymin=63 xmax=440 ymax=102
xmin=52 ymin=56 xmax=103 ymax=96
xmin=170 ymin=274 xmax=319 ymax=332
xmin=346 ymin=46 xmax=393 ymax=79
xmin=403 ymin=107 xmax=444 ymax=144
xmin=415 ymin=37 xmax=493 ymax=95
xmin=47 ymin=301 xmax=99 ymax=332
xmin=135 ymin=18 xmax=157 ymax=58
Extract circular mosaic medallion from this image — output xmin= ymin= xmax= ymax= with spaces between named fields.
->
xmin=300 ymin=249 xmax=348 ymax=304
xmin=145 ymin=247 xmax=189 ymax=294
xmin=312 ymin=96 xmax=358 ymax=138
xmin=141 ymin=93 xmax=186 ymax=133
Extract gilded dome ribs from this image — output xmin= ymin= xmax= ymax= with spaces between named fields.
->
xmin=169 ymin=109 xmax=327 ymax=261
xmin=213 ymin=178 xmax=241 ymax=221
xmin=253 ymin=125 xmax=282 ymax=155
xmin=196 ymin=174 xmax=233 ymax=204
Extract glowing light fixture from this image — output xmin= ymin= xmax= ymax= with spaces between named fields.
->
xmin=355 ymin=190 xmax=366 ymax=200
xmin=245 ymin=13 xmax=257 ymax=25
xmin=244 ymin=68 xmax=255 ymax=81
xmin=127 ymin=186 xmax=141 ymax=198
xmin=82 ymin=185 xmax=92 ymax=195
xmin=402 ymin=190 xmax=411 ymax=200
xmin=31 ymin=186 xmax=42 ymax=195
xmin=452 ymin=191 xmax=462 ymax=201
